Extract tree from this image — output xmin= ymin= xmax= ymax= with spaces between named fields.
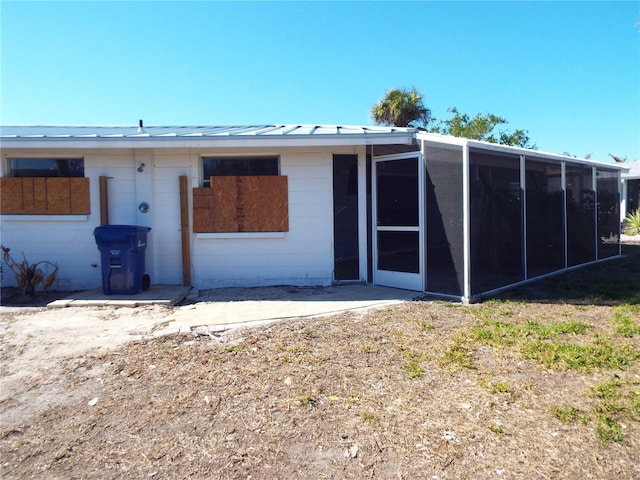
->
xmin=371 ymin=88 xmax=431 ymax=128
xmin=430 ymin=107 xmax=535 ymax=149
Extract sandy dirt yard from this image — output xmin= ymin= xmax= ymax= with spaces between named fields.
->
xmin=0 ymin=248 xmax=639 ymax=480
xmin=0 ymin=300 xmax=174 ymax=431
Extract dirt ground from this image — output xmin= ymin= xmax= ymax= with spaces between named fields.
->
xmin=1 ymin=249 xmax=639 ymax=479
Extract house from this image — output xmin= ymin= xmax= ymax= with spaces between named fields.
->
xmin=621 ymin=160 xmax=640 ymax=220
xmin=0 ymin=124 xmax=625 ymax=302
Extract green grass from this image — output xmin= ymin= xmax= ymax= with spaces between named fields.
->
xmin=611 ymin=305 xmax=640 ymax=337
xmin=433 ymin=247 xmax=640 ymax=446
xmin=503 ymin=248 xmax=640 ymax=305
xmin=453 ymin=319 xmax=638 ymax=372
xmin=440 ymin=338 xmax=474 ymax=369
xmin=346 ymin=392 xmax=360 ymax=406
xmin=488 ymin=423 xmax=506 ymax=437
xmin=297 ymin=395 xmax=317 ymax=407
xmin=521 ymin=339 xmax=639 ymax=371
xmin=595 ymin=415 xmax=624 ymax=446
xmin=359 ymin=410 xmax=379 ymax=424
xmin=483 ymin=380 xmax=518 ymax=396
xmin=397 ymin=347 xmax=430 ymax=379
xmin=551 ymin=405 xmax=588 ymax=424
xmin=471 ymin=319 xmax=592 ymax=344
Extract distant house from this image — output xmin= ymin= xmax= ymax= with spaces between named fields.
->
xmin=0 ymin=124 xmax=625 ymax=302
xmin=621 ymin=160 xmax=640 ymax=219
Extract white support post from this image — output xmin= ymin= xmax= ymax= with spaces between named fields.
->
xmin=521 ymin=154 xmax=527 ymax=280
xmin=357 ymin=146 xmax=368 ymax=283
xmin=593 ymin=166 xmax=598 ymax=260
xmin=562 ymin=161 xmax=567 ymax=268
xmin=462 ymin=141 xmax=471 ymax=302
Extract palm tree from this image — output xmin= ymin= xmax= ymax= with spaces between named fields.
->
xmin=371 ymin=87 xmax=430 ymax=128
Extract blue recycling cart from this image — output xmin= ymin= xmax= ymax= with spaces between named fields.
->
xmin=93 ymin=225 xmax=151 ymax=295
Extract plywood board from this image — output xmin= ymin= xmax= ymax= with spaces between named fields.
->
xmin=70 ymin=178 xmax=90 ymax=214
xmin=192 ymin=188 xmax=214 ymax=208
xmin=239 ymin=176 xmax=289 ymax=232
xmin=192 ymin=188 xmax=214 ymax=233
xmin=0 ymin=178 xmax=24 ymax=213
xmin=21 ymin=178 xmax=35 ymax=213
xmin=193 ymin=176 xmax=289 ymax=233
xmin=45 ymin=178 xmax=71 ymax=214
xmin=210 ymin=176 xmax=239 ymax=232
xmin=99 ymin=176 xmax=109 ymax=225
xmin=0 ymin=177 xmax=89 ymax=215
xmin=179 ymin=176 xmax=191 ymax=286
xmin=33 ymin=178 xmax=47 ymax=212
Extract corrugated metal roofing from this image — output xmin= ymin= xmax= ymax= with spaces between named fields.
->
xmin=0 ymin=124 xmax=415 ymax=139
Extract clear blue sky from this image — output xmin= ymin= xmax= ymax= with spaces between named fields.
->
xmin=1 ymin=1 xmax=638 ymax=161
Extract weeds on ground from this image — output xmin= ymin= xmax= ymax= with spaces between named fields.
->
xmin=588 ymin=376 xmax=640 ymax=445
xmin=297 ymin=394 xmax=317 ymax=407
xmin=551 ymin=405 xmax=588 ymax=424
xmin=612 ymin=305 xmax=640 ymax=337
xmin=398 ymin=346 xmax=430 ymax=379
xmin=359 ymin=410 xmax=379 ymax=424
xmin=488 ymin=423 xmax=506 ymax=438
xmin=438 ymin=286 xmax=639 ymax=445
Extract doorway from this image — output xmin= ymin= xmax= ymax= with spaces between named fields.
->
xmin=333 ymin=155 xmax=360 ymax=281
xmin=373 ymin=153 xmax=424 ymax=291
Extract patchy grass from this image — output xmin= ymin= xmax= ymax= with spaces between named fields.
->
xmin=1 ymin=245 xmax=639 ymax=479
xmin=551 ymin=405 xmax=589 ymax=424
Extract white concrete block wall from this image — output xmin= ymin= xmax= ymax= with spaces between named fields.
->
xmin=0 ymin=217 xmax=102 ymax=291
xmin=190 ymin=150 xmax=335 ymax=289
xmin=0 ymin=151 xmax=143 ymax=291
xmin=92 ymin=153 xmax=137 ymax=225
xmin=151 ymin=154 xmax=191 ymax=286
xmin=1 ymin=145 xmax=354 ymax=291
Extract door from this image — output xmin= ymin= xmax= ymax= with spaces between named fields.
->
xmin=333 ymin=154 xmax=359 ymax=281
xmin=373 ymin=153 xmax=424 ymax=291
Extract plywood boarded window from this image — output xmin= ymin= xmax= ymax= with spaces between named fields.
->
xmin=1 ymin=177 xmax=90 ymax=215
xmin=193 ymin=176 xmax=288 ymax=233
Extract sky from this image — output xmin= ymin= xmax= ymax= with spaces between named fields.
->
xmin=1 ymin=1 xmax=639 ymax=162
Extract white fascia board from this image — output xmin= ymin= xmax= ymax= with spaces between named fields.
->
xmin=415 ymin=132 xmax=624 ymax=170
xmin=465 ymin=138 xmax=623 ymax=169
xmin=415 ymin=131 xmax=468 ymax=148
xmin=0 ymin=134 xmax=415 ymax=150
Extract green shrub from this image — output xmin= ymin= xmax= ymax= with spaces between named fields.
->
xmin=623 ymin=209 xmax=640 ymax=236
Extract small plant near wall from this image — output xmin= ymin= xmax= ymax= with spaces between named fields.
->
xmin=622 ymin=209 xmax=640 ymax=236
xmin=1 ymin=245 xmax=58 ymax=296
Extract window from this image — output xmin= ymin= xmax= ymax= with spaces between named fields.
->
xmin=2 ymin=158 xmax=89 ymax=215
xmin=194 ymin=155 xmax=288 ymax=233
xmin=9 ymin=158 xmax=84 ymax=177
xmin=202 ymin=156 xmax=278 ymax=186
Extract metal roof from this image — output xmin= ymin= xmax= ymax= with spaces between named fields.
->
xmin=0 ymin=124 xmax=415 ymax=139
xmin=622 ymin=160 xmax=640 ymax=179
xmin=0 ymin=124 xmax=417 ymax=150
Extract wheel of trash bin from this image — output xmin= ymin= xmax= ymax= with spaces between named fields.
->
xmin=141 ymin=274 xmax=151 ymax=291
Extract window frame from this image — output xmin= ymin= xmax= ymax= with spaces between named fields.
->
xmin=201 ymin=155 xmax=280 ymax=187
xmin=7 ymin=157 xmax=85 ymax=178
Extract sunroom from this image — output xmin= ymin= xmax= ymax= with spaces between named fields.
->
xmin=370 ymin=132 xmax=622 ymax=302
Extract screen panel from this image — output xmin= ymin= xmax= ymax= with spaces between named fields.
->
xmin=596 ymin=169 xmax=620 ymax=259
xmin=566 ymin=163 xmax=595 ymax=266
xmin=424 ymin=143 xmax=464 ymax=296
xmin=525 ymin=157 xmax=564 ymax=278
xmin=469 ymin=149 xmax=523 ymax=295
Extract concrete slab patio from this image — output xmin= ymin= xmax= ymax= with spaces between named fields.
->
xmin=47 ymin=285 xmax=192 ymax=308
xmin=162 ymin=284 xmax=419 ymax=333
xmin=43 ymin=284 xmax=419 ymax=334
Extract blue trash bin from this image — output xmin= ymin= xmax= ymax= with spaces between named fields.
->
xmin=93 ymin=225 xmax=151 ymax=295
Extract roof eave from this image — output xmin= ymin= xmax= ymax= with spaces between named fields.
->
xmin=0 ymin=133 xmax=416 ymax=150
